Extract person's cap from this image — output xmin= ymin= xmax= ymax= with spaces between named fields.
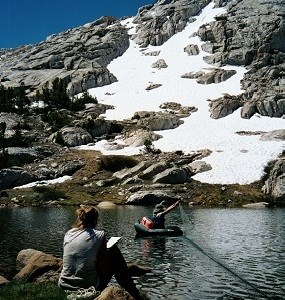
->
xmin=153 ymin=204 xmax=164 ymax=214
xmin=160 ymin=200 xmax=168 ymax=206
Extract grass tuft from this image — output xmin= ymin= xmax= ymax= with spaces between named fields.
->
xmin=0 ymin=282 xmax=66 ymax=300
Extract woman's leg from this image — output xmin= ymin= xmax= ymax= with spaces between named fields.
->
xmin=99 ymin=245 xmax=143 ymax=300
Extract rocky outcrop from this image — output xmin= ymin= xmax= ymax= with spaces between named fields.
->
xmin=113 ymin=161 xmax=152 ymax=180
xmin=159 ymin=102 xmax=197 ymax=118
xmin=132 ymin=111 xmax=184 ymax=131
xmin=196 ymin=0 xmax=285 ymax=119
xmin=49 ymin=127 xmax=93 ymax=147
xmin=209 ymin=94 xmax=242 ymax=119
xmin=0 ymin=168 xmax=36 ymax=189
xmin=145 ymin=83 xmax=162 ymax=90
xmin=0 ymin=17 xmax=129 ymax=96
xmin=184 ymin=44 xmax=200 ymax=56
xmin=151 ymin=59 xmax=168 ymax=69
xmin=0 ymin=113 xmax=21 ymax=130
xmin=123 ymin=128 xmax=162 ymax=147
xmin=132 ymin=0 xmax=211 ymax=47
xmin=126 ymin=190 xmax=179 ymax=205
xmin=181 ymin=68 xmax=236 ymax=84
xmin=262 ymin=159 xmax=284 ymax=199
xmin=260 ymin=129 xmax=285 ymax=141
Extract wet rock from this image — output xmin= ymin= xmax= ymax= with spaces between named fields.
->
xmin=242 ymin=202 xmax=269 ymax=208
xmin=97 ymin=201 xmax=117 ymax=208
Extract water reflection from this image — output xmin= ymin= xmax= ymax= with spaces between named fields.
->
xmin=0 ymin=206 xmax=284 ymax=299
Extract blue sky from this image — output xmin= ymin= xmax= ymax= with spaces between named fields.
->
xmin=0 ymin=0 xmax=154 ymax=49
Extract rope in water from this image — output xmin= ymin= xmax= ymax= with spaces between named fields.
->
xmin=178 ymin=204 xmax=271 ymax=299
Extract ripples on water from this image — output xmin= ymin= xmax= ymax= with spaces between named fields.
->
xmin=0 ymin=206 xmax=284 ymax=299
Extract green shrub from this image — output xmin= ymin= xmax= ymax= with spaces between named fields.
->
xmin=98 ymin=155 xmax=138 ymax=172
xmin=0 ymin=282 xmax=66 ymax=300
xmin=33 ymin=186 xmax=66 ymax=201
xmin=143 ymin=139 xmax=161 ymax=154
xmin=41 ymin=111 xmax=70 ymax=132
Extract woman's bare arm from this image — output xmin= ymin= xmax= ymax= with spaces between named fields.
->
xmin=161 ymin=200 xmax=180 ymax=215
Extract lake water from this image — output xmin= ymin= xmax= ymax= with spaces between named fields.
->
xmin=0 ymin=206 xmax=284 ymax=300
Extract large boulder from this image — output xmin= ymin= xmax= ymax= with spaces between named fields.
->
xmin=14 ymin=249 xmax=62 ymax=282
xmin=181 ymin=69 xmax=236 ymax=84
xmin=153 ymin=167 xmax=190 ymax=184
xmin=95 ymin=286 xmax=134 ymax=300
xmin=184 ymin=44 xmax=200 ymax=56
xmin=134 ymin=111 xmax=183 ymax=131
xmin=0 ymin=168 xmax=36 ymax=189
xmin=140 ymin=162 xmax=172 ymax=180
xmin=126 ymin=190 xmax=179 ymax=205
xmin=123 ymin=129 xmax=162 ymax=147
xmin=8 ymin=147 xmax=41 ymax=165
xmin=113 ymin=161 xmax=151 ymax=180
xmin=49 ymin=127 xmax=93 ymax=147
xmin=209 ymin=94 xmax=243 ymax=119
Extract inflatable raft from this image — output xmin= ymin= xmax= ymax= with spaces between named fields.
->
xmin=134 ymin=223 xmax=183 ymax=237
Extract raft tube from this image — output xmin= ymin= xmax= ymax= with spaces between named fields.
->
xmin=134 ymin=223 xmax=183 ymax=237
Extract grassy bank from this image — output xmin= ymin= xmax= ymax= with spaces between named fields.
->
xmin=0 ymin=282 xmax=66 ymax=300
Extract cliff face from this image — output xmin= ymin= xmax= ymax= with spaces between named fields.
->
xmin=195 ymin=0 xmax=285 ymax=118
xmin=0 ymin=17 xmax=129 ymax=96
xmin=132 ymin=0 xmax=212 ymax=47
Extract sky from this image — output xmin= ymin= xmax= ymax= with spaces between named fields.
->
xmin=0 ymin=0 xmax=154 ymax=49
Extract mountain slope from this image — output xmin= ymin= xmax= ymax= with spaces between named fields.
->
xmin=79 ymin=1 xmax=284 ymax=184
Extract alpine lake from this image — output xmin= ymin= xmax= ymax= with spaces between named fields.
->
xmin=0 ymin=205 xmax=284 ymax=300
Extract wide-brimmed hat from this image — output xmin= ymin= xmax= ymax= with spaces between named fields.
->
xmin=153 ymin=203 xmax=165 ymax=214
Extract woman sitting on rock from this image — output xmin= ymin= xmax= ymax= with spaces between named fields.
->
xmin=58 ymin=205 xmax=144 ymax=300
